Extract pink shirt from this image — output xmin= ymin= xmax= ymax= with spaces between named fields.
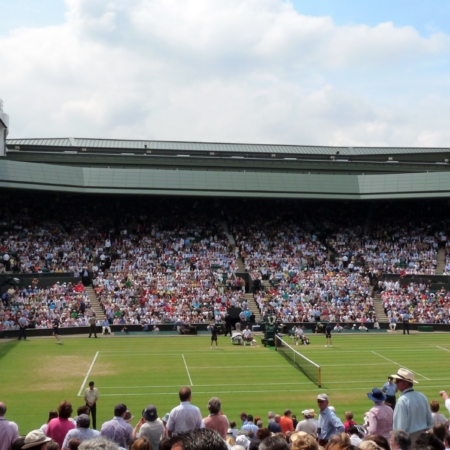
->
xmin=0 ymin=417 xmax=19 ymax=450
xmin=368 ymin=403 xmax=394 ymax=440
xmin=46 ymin=418 xmax=75 ymax=448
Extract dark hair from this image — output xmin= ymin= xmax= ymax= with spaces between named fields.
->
xmin=444 ymin=432 xmax=450 ymax=447
xmin=364 ymin=435 xmax=390 ymax=450
xmin=58 ymin=401 xmax=73 ymax=419
xmin=47 ymin=410 xmax=58 ymax=423
xmin=89 ymin=381 xmax=95 ymax=386
xmin=257 ymin=429 xmax=272 ymax=441
xmin=159 ymin=437 xmax=172 ymax=450
xmin=230 ymin=421 xmax=236 ymax=429
xmin=128 ymin=438 xmax=138 ymax=450
xmin=68 ymin=438 xmax=81 ymax=450
xmin=430 ymin=401 xmax=440 ymax=413
xmin=433 ymin=424 xmax=447 ymax=442
xmin=77 ymin=405 xmax=90 ymax=416
xmin=114 ymin=403 xmax=127 ymax=417
xmin=248 ymin=415 xmax=254 ymax=422
xmin=415 ymin=433 xmax=444 ymax=450
xmin=47 ymin=440 xmax=60 ymax=450
xmin=259 ymin=436 xmax=290 ymax=450
xmin=10 ymin=437 xmax=25 ymax=450
xmin=179 ymin=386 xmax=192 ymax=402
xmin=391 ymin=430 xmax=411 ymax=450
xmin=0 ymin=404 xmax=6 ymax=415
xmin=250 ymin=439 xmax=262 ymax=450
xmin=348 ymin=426 xmax=359 ymax=435
xmin=171 ymin=428 xmax=227 ymax=450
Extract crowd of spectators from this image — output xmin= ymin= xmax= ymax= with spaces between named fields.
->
xmin=2 ymin=370 xmax=450 ymax=450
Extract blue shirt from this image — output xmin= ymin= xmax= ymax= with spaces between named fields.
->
xmin=241 ymin=422 xmax=259 ymax=434
xmin=382 ymin=382 xmax=398 ymax=397
xmin=393 ymin=388 xmax=433 ymax=433
xmin=318 ymin=407 xmax=345 ymax=439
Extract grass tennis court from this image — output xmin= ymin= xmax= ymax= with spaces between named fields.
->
xmin=1 ymin=333 xmax=450 ymax=434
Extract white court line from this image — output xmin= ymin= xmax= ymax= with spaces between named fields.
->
xmin=78 ymin=351 xmax=99 ymax=397
xmin=98 ymin=353 xmax=274 ymax=357
xmin=437 ymin=346 xmax=450 ymax=353
xmin=371 ymin=351 xmax=430 ymax=380
xmin=182 ymin=354 xmax=193 ymax=386
xmin=99 ymin=384 xmax=450 ymax=396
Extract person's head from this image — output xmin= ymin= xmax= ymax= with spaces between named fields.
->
xmin=47 ymin=410 xmax=58 ymax=423
xmin=317 ymin=393 xmax=329 ymax=411
xmin=284 ymin=409 xmax=291 ymax=418
xmin=46 ymin=441 xmax=60 ymax=450
xmin=58 ymin=401 xmax=73 ymax=420
xmin=415 ymin=432 xmax=445 ymax=450
xmin=241 ymin=412 xmax=248 ymax=422
xmin=259 ymin=436 xmax=290 ymax=450
xmin=179 ymin=386 xmax=192 ymax=402
xmin=268 ymin=411 xmax=275 ymax=420
xmin=444 ymin=432 xmax=450 ymax=449
xmin=248 ymin=415 xmax=254 ymax=423
xmin=0 ymin=402 xmax=6 ymax=417
xmin=79 ymin=437 xmax=120 ymax=450
xmin=390 ymin=430 xmax=412 ymax=450
xmin=77 ymin=405 xmax=90 ymax=416
xmin=89 ymin=381 xmax=95 ymax=390
xmin=257 ymin=421 xmax=263 ymax=428
xmin=291 ymin=434 xmax=318 ymax=450
xmin=433 ymin=424 xmax=446 ymax=442
xmin=142 ymin=405 xmax=158 ymax=422
xmin=430 ymin=400 xmax=441 ymax=413
xmin=359 ymin=442 xmax=382 ymax=450
xmin=75 ymin=414 xmax=91 ymax=429
xmin=391 ymin=369 xmax=417 ymax=392
xmin=207 ymin=397 xmax=221 ymax=415
xmin=256 ymin=429 xmax=271 ymax=441
xmin=114 ymin=403 xmax=127 ymax=418
xmin=344 ymin=411 xmax=354 ymax=422
xmin=330 ymin=434 xmax=350 ymax=445
xmin=22 ymin=430 xmax=52 ymax=450
xmin=363 ymin=435 xmax=390 ymax=450
xmin=348 ymin=426 xmax=359 ymax=436
xmin=274 ymin=414 xmax=281 ymax=423
xmin=388 ymin=377 xmax=394 ymax=385
xmin=68 ymin=438 xmax=81 ymax=450
xmin=171 ymin=428 xmax=228 ymax=450
xmin=11 ymin=437 xmax=26 ymax=450
xmin=230 ymin=421 xmax=237 ymax=429
xmin=131 ymin=437 xmax=151 ymax=450
xmin=324 ymin=443 xmax=354 ymax=450
xmin=226 ymin=436 xmax=235 ymax=446
xmin=236 ymin=435 xmax=251 ymax=450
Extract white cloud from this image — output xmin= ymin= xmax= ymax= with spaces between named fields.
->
xmin=1 ymin=0 xmax=450 ymax=146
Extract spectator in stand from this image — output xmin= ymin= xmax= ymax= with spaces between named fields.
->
xmin=431 ymin=400 xmax=448 ymax=425
xmin=102 ymin=319 xmax=111 ymax=335
xmin=432 ymin=423 xmax=447 ymax=443
xmin=291 ymin=433 xmax=318 ymax=450
xmin=203 ymin=397 xmax=228 ymax=439
xmin=79 ymin=437 xmax=119 ymax=450
xmin=316 ymin=394 xmax=344 ymax=445
xmin=167 ymin=387 xmax=202 ymax=436
xmin=133 ymin=405 xmax=164 ymax=450
xmin=444 ymin=432 xmax=450 ymax=450
xmin=279 ymin=409 xmax=294 ymax=435
xmin=390 ymin=430 xmax=412 ymax=450
xmin=46 ymin=401 xmax=76 ymax=448
xmin=415 ymin=432 xmax=445 ymax=450
xmin=259 ymin=435 xmax=290 ymax=450
xmin=22 ymin=430 xmax=52 ymax=450
xmin=343 ymin=411 xmax=357 ymax=433
xmin=40 ymin=411 xmax=58 ymax=434
xmin=348 ymin=425 xmax=362 ymax=446
xmin=240 ymin=413 xmax=248 ymax=427
xmin=366 ymin=388 xmax=394 ymax=440
xmin=62 ymin=414 xmax=100 ymax=449
xmin=100 ymin=403 xmax=133 ymax=448
xmin=392 ymin=369 xmax=433 ymax=444
xmin=440 ymin=391 xmax=450 ymax=417
xmin=0 ymin=402 xmax=19 ymax=450
xmin=169 ymin=428 xmax=228 ymax=450
xmin=296 ymin=410 xmax=317 ymax=434
xmin=268 ymin=415 xmax=282 ymax=434
xmin=241 ymin=415 xmax=259 ymax=435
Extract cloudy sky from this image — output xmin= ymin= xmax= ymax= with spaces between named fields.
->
xmin=1 ymin=0 xmax=450 ymax=146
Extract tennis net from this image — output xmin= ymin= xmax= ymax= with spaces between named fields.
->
xmin=275 ymin=335 xmax=321 ymax=387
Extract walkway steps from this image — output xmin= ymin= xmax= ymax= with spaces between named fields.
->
xmin=245 ymin=292 xmax=261 ymax=322
xmin=373 ymin=293 xmax=388 ymax=323
xmin=84 ymin=286 xmax=106 ymax=320
xmin=437 ymin=247 xmax=446 ymax=275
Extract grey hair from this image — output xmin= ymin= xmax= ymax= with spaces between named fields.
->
xmin=207 ymin=397 xmax=222 ymax=414
xmin=391 ymin=430 xmax=412 ymax=450
xmin=79 ymin=437 xmax=119 ymax=450
xmin=268 ymin=411 xmax=275 ymax=419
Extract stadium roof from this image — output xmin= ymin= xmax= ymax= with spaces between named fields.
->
xmin=6 ymin=137 xmax=450 ymax=156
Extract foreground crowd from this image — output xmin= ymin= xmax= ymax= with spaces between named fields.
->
xmin=2 ymin=368 xmax=450 ymax=450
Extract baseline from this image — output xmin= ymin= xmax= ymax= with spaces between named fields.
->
xmin=371 ymin=351 xmax=430 ymax=380
xmin=78 ymin=351 xmax=99 ymax=396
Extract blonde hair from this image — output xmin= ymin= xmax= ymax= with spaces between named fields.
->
xmin=291 ymin=435 xmax=319 ymax=450
xmin=359 ymin=441 xmax=383 ymax=450
xmin=226 ymin=436 xmax=235 ymax=446
xmin=344 ymin=411 xmax=354 ymax=421
xmin=132 ymin=437 xmax=152 ymax=450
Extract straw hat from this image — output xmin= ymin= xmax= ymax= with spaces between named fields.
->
xmin=391 ymin=368 xmax=418 ymax=384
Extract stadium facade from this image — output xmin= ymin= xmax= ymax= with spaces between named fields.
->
xmin=2 ymin=137 xmax=450 ymax=199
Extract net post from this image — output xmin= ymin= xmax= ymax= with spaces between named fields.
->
xmin=318 ymin=366 xmax=321 ymax=388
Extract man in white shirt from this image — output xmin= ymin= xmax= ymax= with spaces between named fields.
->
xmin=167 ymin=387 xmax=202 ymax=436
xmin=0 ymin=402 xmax=19 ymax=450
xmin=242 ymin=326 xmax=253 ymax=346
xmin=62 ymin=414 xmax=100 ymax=449
xmin=296 ymin=410 xmax=317 ymax=434
xmin=84 ymin=381 xmax=99 ymax=429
